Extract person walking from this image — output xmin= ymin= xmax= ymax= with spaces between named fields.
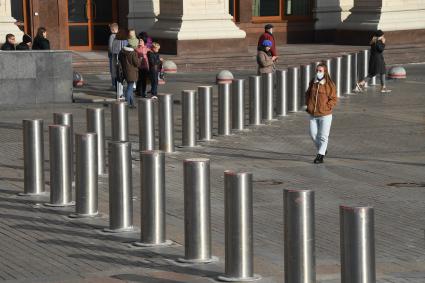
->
xmin=258 ymin=24 xmax=278 ymax=61
xmin=256 ymin=40 xmax=275 ymax=74
xmin=111 ymin=28 xmax=129 ymax=99
xmin=305 ymin=62 xmax=338 ymax=164
xmin=135 ymin=38 xmax=150 ymax=97
xmin=16 ymin=34 xmax=32 ymax=50
xmin=147 ymin=42 xmax=163 ymax=99
xmin=32 ymin=27 xmax=50 ymax=50
xmin=118 ymin=45 xmax=140 ymax=108
xmin=108 ymin=23 xmax=119 ymax=89
xmin=357 ymin=30 xmax=391 ymax=93
xmin=1 ymin=34 xmax=16 ymax=50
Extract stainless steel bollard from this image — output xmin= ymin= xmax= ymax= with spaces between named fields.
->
xmin=360 ymin=49 xmax=369 ymax=87
xmin=342 ymin=54 xmax=353 ymax=95
xmin=288 ymin=66 xmax=300 ymax=112
xmin=105 ymin=141 xmax=134 ymax=232
xmin=261 ymin=72 xmax=274 ymax=122
xmin=158 ymin=93 xmax=175 ymax=152
xmin=178 ymin=158 xmax=217 ymax=263
xmin=276 ymin=70 xmax=288 ymax=117
xmin=249 ymin=76 xmax=263 ymax=126
xmin=53 ymin=112 xmax=74 ymax=182
xmin=332 ymin=57 xmax=343 ymax=98
xmin=198 ymin=86 xmax=213 ymax=141
xmin=218 ymin=83 xmax=232 ymax=136
xmin=284 ymin=189 xmax=315 ymax=283
xmin=301 ymin=64 xmax=312 ymax=108
xmin=22 ymin=119 xmax=46 ymax=196
xmin=351 ymin=52 xmax=359 ymax=91
xmin=218 ymin=170 xmax=261 ymax=282
xmin=86 ymin=108 xmax=106 ymax=175
xmin=71 ymin=133 xmax=98 ymax=218
xmin=370 ymin=76 xmax=377 ymax=86
xmin=138 ymin=98 xmax=155 ymax=151
xmin=134 ymin=150 xmax=172 ymax=246
xmin=182 ymin=90 xmax=197 ymax=147
xmin=232 ymin=79 xmax=245 ymax=131
xmin=340 ymin=206 xmax=376 ymax=283
xmin=325 ymin=58 xmax=332 ymax=79
xmin=111 ymin=101 xmax=129 ymax=142
xmin=46 ymin=125 xmax=74 ymax=207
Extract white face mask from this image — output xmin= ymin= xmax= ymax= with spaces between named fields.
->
xmin=316 ymin=71 xmax=324 ymax=80
xmin=269 ymin=29 xmax=273 ymax=34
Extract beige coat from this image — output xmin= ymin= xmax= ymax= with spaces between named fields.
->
xmin=257 ymin=50 xmax=274 ymax=74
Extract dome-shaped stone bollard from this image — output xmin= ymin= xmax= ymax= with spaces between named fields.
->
xmin=163 ymin=60 xmax=177 ymax=74
xmin=216 ymin=70 xmax=234 ymax=84
xmin=388 ymin=66 xmax=406 ymax=79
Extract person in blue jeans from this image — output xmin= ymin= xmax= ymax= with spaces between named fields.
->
xmin=147 ymin=42 xmax=163 ymax=99
xmin=305 ymin=62 xmax=338 ymax=164
xmin=118 ymin=45 xmax=140 ymax=108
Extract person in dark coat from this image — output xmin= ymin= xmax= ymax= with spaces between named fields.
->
xmin=257 ymin=24 xmax=278 ymax=61
xmin=32 ymin=27 xmax=50 ymax=50
xmin=118 ymin=45 xmax=140 ymax=107
xmin=1 ymin=34 xmax=16 ymax=50
xmin=147 ymin=42 xmax=163 ymax=99
xmin=16 ymin=34 xmax=32 ymax=50
xmin=357 ymin=30 xmax=390 ymax=93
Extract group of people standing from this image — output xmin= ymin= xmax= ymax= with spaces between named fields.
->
xmin=108 ymin=23 xmax=163 ymax=108
xmin=1 ymin=27 xmax=50 ymax=51
xmin=256 ymin=25 xmax=389 ymax=164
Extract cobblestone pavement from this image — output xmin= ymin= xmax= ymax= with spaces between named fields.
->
xmin=0 ymin=63 xmax=424 ymax=283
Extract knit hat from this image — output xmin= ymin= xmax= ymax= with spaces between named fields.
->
xmin=262 ymin=40 xmax=273 ymax=47
xmin=22 ymin=34 xmax=32 ymax=44
xmin=375 ymin=30 xmax=384 ymax=37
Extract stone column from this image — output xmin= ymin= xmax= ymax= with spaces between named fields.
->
xmin=313 ymin=0 xmax=343 ymax=42
xmin=148 ymin=0 xmax=247 ymax=55
xmin=128 ymin=0 xmax=159 ymax=32
xmin=0 ymin=0 xmax=24 ymax=44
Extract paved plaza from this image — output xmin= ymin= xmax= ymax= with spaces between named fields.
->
xmin=0 ymin=59 xmax=424 ymax=283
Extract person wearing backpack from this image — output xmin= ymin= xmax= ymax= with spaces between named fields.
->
xmin=118 ymin=45 xmax=141 ymax=108
xmin=135 ymin=38 xmax=150 ymax=97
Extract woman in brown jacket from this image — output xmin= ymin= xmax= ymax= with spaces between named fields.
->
xmin=257 ymin=40 xmax=276 ymax=74
xmin=305 ymin=62 xmax=338 ymax=164
xmin=118 ymin=45 xmax=140 ymax=107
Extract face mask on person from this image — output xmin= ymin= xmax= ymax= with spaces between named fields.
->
xmin=316 ymin=71 xmax=324 ymax=80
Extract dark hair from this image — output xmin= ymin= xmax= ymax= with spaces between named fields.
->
xmin=36 ymin=27 xmax=47 ymax=38
xmin=116 ymin=28 xmax=129 ymax=40
xmin=6 ymin=34 xmax=15 ymax=41
xmin=138 ymin=31 xmax=148 ymax=41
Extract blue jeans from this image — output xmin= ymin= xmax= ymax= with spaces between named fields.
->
xmin=108 ymin=53 xmax=116 ymax=87
xmin=125 ymin=82 xmax=135 ymax=106
xmin=309 ymin=114 xmax=332 ymax=155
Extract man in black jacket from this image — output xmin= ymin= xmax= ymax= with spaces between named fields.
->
xmin=1 ymin=34 xmax=16 ymax=51
xmin=16 ymin=34 xmax=32 ymax=50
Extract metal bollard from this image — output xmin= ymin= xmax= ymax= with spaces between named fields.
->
xmin=360 ymin=49 xmax=369 ymax=87
xmin=340 ymin=206 xmax=375 ymax=283
xmin=134 ymin=150 xmax=172 ymax=247
xmin=342 ymin=54 xmax=353 ymax=95
xmin=138 ymin=98 xmax=155 ymax=151
xmin=111 ymin=101 xmax=129 ymax=142
xmin=22 ymin=119 xmax=46 ymax=196
xmin=370 ymin=76 xmax=377 ymax=85
xmin=325 ymin=58 xmax=333 ymax=79
xmin=182 ymin=90 xmax=197 ymax=147
xmin=218 ymin=83 xmax=231 ymax=136
xmin=351 ymin=52 xmax=359 ymax=92
xmin=71 ymin=133 xmax=98 ymax=218
xmin=332 ymin=57 xmax=342 ymax=98
xmin=86 ymin=108 xmax=106 ymax=175
xmin=284 ymin=189 xmax=315 ymax=283
xmin=232 ymin=79 xmax=245 ymax=131
xmin=261 ymin=72 xmax=274 ymax=122
xmin=276 ymin=69 xmax=288 ymax=117
xmin=301 ymin=64 xmax=312 ymax=108
xmin=288 ymin=66 xmax=300 ymax=112
xmin=105 ymin=141 xmax=134 ymax=232
xmin=249 ymin=76 xmax=263 ymax=126
xmin=198 ymin=86 xmax=213 ymax=141
xmin=218 ymin=170 xmax=261 ymax=282
xmin=158 ymin=93 xmax=175 ymax=153
xmin=53 ymin=112 xmax=74 ymax=182
xmin=178 ymin=158 xmax=217 ymax=263
xmin=46 ymin=125 xmax=74 ymax=207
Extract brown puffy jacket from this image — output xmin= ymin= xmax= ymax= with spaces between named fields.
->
xmin=305 ymin=79 xmax=337 ymax=117
xmin=118 ymin=47 xmax=140 ymax=82
xmin=257 ymin=50 xmax=274 ymax=74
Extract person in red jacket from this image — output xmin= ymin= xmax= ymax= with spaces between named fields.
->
xmin=258 ymin=24 xmax=278 ymax=61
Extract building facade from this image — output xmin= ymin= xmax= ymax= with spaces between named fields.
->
xmin=3 ymin=0 xmax=425 ymax=52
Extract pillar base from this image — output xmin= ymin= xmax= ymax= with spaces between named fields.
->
xmin=335 ymin=29 xmax=425 ymax=45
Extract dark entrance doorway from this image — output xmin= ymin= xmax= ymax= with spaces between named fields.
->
xmin=67 ymin=0 xmax=117 ymax=50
